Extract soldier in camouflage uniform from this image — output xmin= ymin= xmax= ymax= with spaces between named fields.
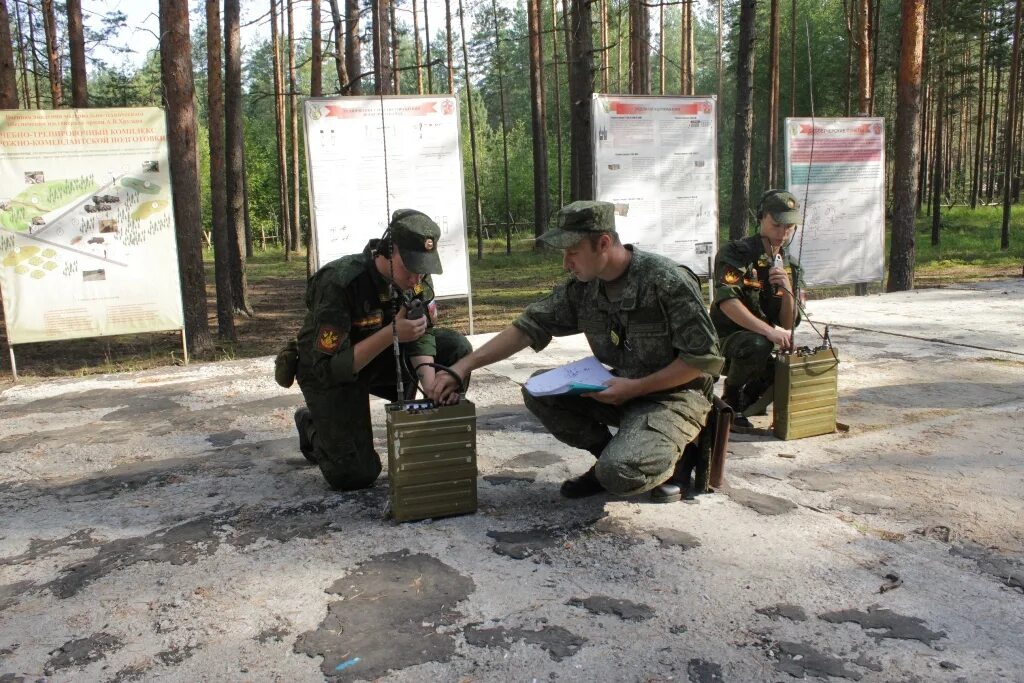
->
xmin=711 ymin=189 xmax=802 ymax=427
xmin=290 ymin=209 xmax=472 ymax=491
xmin=430 ymin=201 xmax=723 ymax=502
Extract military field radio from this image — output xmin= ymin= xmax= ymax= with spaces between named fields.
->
xmin=769 ymin=38 xmax=841 ymax=441
xmin=374 ymin=90 xmax=478 ymax=523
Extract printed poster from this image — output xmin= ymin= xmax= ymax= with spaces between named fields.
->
xmin=592 ymin=95 xmax=719 ymax=276
xmin=785 ymin=117 xmax=886 ymax=286
xmin=303 ymin=96 xmax=470 ymax=298
xmin=0 ymin=107 xmax=184 ymax=345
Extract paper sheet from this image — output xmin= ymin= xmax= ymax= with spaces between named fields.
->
xmin=524 ymin=357 xmax=614 ymax=397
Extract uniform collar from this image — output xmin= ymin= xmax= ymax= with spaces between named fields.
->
xmin=592 ymin=244 xmax=639 ymax=310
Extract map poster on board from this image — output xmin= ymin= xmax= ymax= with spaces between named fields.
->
xmin=302 ymin=96 xmax=470 ymax=299
xmin=784 ymin=117 xmax=886 ymax=286
xmin=592 ymin=94 xmax=719 ymax=276
xmin=0 ymin=107 xmax=184 ymax=345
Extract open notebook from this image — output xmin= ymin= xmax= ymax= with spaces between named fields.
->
xmin=524 ymin=356 xmax=613 ymax=397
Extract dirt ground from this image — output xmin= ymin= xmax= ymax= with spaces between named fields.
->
xmin=0 ymin=279 xmax=1022 ymax=682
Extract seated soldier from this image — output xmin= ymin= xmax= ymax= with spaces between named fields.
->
xmin=711 ymin=189 xmax=803 ymax=430
xmin=289 ymin=209 xmax=472 ymax=490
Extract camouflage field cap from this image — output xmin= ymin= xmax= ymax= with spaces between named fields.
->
xmin=389 ymin=208 xmax=443 ymax=275
xmin=538 ymin=200 xmax=617 ymax=248
xmin=760 ymin=190 xmax=802 ymax=225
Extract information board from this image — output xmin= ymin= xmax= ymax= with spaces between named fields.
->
xmin=592 ymin=95 xmax=719 ymax=275
xmin=784 ymin=117 xmax=886 ymax=286
xmin=303 ymin=96 xmax=470 ymax=298
xmin=0 ymin=107 xmax=184 ymax=345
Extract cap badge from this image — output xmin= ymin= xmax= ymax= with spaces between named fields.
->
xmin=786 ymin=199 xmax=796 ymax=209
xmin=424 ymin=238 xmax=434 ymax=251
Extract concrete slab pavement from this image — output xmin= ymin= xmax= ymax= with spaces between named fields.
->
xmin=1 ymin=279 xmax=1022 ymax=682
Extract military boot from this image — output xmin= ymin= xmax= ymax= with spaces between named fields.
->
xmin=294 ymin=407 xmax=317 ymax=464
xmin=560 ymin=465 xmax=604 ymax=498
xmin=722 ymin=383 xmax=754 ymax=432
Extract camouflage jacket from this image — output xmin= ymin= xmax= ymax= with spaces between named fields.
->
xmin=711 ymin=235 xmax=803 ymax=338
xmin=296 ymin=240 xmax=437 ymax=387
xmin=513 ymin=246 xmax=724 ymax=390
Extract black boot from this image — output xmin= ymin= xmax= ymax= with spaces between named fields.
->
xmin=560 ymin=465 xmax=605 ymax=498
xmin=722 ymin=383 xmax=744 ymax=412
xmin=294 ymin=407 xmax=316 ymax=464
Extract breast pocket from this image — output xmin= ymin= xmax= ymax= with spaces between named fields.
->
xmin=627 ymin=320 xmax=673 ymax=360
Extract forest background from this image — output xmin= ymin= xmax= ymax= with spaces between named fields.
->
xmin=0 ymin=0 xmax=1022 ymax=375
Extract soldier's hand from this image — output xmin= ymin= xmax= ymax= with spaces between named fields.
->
xmin=582 ymin=377 xmax=638 ymax=406
xmin=395 ymin=305 xmax=428 ymax=342
xmin=768 ymin=265 xmax=791 ymax=293
xmin=428 ymin=369 xmax=462 ymax=404
xmin=764 ymin=326 xmax=792 ymax=351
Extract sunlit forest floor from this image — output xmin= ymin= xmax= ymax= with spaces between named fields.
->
xmin=2 ymin=206 xmax=1022 ymax=381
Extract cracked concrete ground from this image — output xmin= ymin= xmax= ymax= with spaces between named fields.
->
xmin=1 ymin=279 xmax=1023 ymax=682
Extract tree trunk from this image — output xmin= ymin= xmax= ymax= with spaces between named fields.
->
xmin=413 ymin=0 xmax=424 ymax=93
xmin=626 ymin=0 xmax=643 ymax=94
xmin=857 ymin=0 xmax=871 ymax=114
xmin=728 ymin=0 xmax=756 ymax=240
xmin=766 ymin=0 xmax=780 ymax=187
xmin=346 ymin=0 xmax=362 ymax=94
xmin=12 ymin=0 xmax=30 ymax=108
xmin=225 ymin=0 xmax=254 ymax=316
xmin=445 ymin=0 xmax=455 ymax=92
xmin=390 ymin=0 xmax=400 ymax=93
xmin=658 ymin=3 xmax=665 ymax=94
xmin=271 ymin=0 xmax=292 ymax=255
xmin=988 ymin=49 xmax=1002 ymax=204
xmin=916 ymin=32 xmax=929 ymax=213
xmin=159 ymin=0 xmax=214 ymax=356
xmin=568 ymin=0 xmax=595 ymax=200
xmin=888 ymin=0 xmax=925 ymax=292
xmin=373 ymin=0 xmax=394 ymax=94
xmin=550 ymin=0 xmax=565 ymax=206
xmin=789 ymin=0 xmax=796 ymax=116
xmin=27 ymin=0 xmax=41 ymax=108
xmin=527 ymin=0 xmax=549 ymax=244
xmin=844 ymin=0 xmax=853 ymax=116
xmin=312 ymin=0 xmax=323 ymax=96
xmin=41 ymin=0 xmax=61 ymax=107
xmin=288 ymin=0 xmax=302 ymax=253
xmin=328 ymin=0 xmax=348 ymax=92
xmin=680 ymin=0 xmax=689 ymax=94
xmin=490 ymin=0 xmax=513 ymax=253
xmin=423 ymin=0 xmax=433 ymax=93
xmin=0 ymin=0 xmax=18 ymax=109
xmin=206 ymin=0 xmax=236 ymax=340
xmin=616 ymin=2 xmax=623 ymax=91
xmin=600 ymin=0 xmax=609 ymax=92
xmin=458 ymin=0 xmax=484 ymax=259
xmin=67 ymin=0 xmax=87 ymax=107
xmin=930 ymin=0 xmax=946 ymax=245
xmin=719 ymin=0 xmax=724 ymax=126
xmin=971 ymin=15 xmax=987 ymax=209
xmin=1002 ymin=0 xmax=1022 ymax=250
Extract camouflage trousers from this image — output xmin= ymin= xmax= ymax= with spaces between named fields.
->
xmin=721 ymin=330 xmax=774 ymax=389
xmin=522 ymin=373 xmax=713 ymax=496
xmin=296 ymin=328 xmax=472 ymax=491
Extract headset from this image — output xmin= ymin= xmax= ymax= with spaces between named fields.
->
xmin=756 ymin=189 xmax=787 ymax=221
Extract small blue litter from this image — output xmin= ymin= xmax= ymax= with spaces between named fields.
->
xmin=335 ymin=657 xmax=361 ymax=672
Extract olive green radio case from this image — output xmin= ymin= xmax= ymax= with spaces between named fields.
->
xmin=773 ymin=347 xmax=840 ymax=440
xmin=385 ymin=399 xmax=478 ymax=522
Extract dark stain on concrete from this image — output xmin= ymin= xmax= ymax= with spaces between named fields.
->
xmin=463 ymin=624 xmax=586 ymax=661
xmin=788 ymin=469 xmax=844 ymax=492
xmin=652 ymin=528 xmax=701 ymax=550
xmin=567 ymin=595 xmax=655 ymax=621
xmin=818 ymin=607 xmax=946 ymax=645
xmin=0 ymin=675 xmax=27 ymax=683
xmin=103 ymin=396 xmax=182 ymax=421
xmin=951 ymin=542 xmax=1024 ymax=592
xmin=0 ymin=581 xmax=33 ymax=611
xmin=255 ymin=625 xmax=290 ymax=644
xmin=294 ymin=550 xmax=474 ymax=679
xmin=44 ymin=632 xmax=123 ymax=675
xmin=155 ymin=644 xmax=199 ymax=665
xmin=505 ymin=450 xmax=563 ymax=469
xmin=773 ymin=640 xmax=863 ymax=680
xmin=756 ymin=603 xmax=808 ymax=621
xmin=483 ymin=471 xmax=537 ymax=485
xmin=852 ymin=652 xmax=883 ymax=671
xmin=488 ymin=528 xmax=561 ymax=560
xmin=723 ymin=485 xmax=798 ymax=515
xmin=111 ymin=664 xmax=148 ymax=682
xmin=43 ymin=499 xmax=342 ymax=599
xmin=206 ymin=430 xmax=246 ymax=448
xmin=687 ymin=658 xmax=724 ymax=683
xmin=669 ymin=624 xmax=688 ymax=634
xmin=476 ymin=405 xmax=547 ymax=433
xmin=0 ymin=530 xmax=96 ymax=566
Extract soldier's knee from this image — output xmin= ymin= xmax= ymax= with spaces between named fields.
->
xmin=319 ymin=458 xmax=381 ymax=491
xmin=594 ymin=457 xmax=647 ymax=496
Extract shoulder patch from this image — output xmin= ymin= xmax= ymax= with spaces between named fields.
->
xmin=316 ymin=324 xmax=344 ymax=353
xmin=722 ymin=266 xmax=742 ymax=285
